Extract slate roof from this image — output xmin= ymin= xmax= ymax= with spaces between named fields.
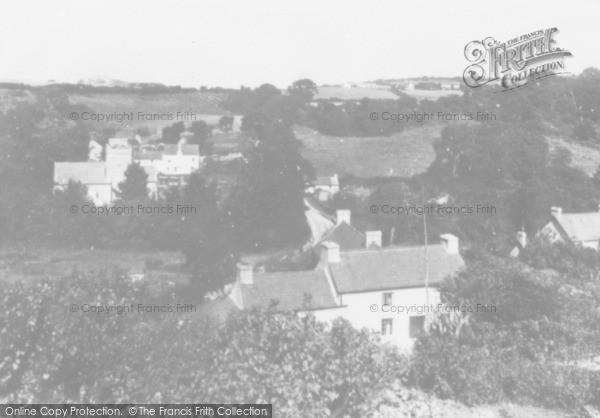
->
xmin=236 ymin=243 xmax=464 ymax=310
xmin=318 ymin=222 xmax=365 ymax=251
xmin=328 ymin=244 xmax=465 ymax=293
xmin=196 ymin=295 xmax=240 ymax=320
xmin=200 ymin=240 xmax=465 ymax=317
xmin=53 ymin=162 xmax=108 ymax=185
xmin=162 ymin=144 xmax=200 ymax=156
xmin=551 ymin=212 xmax=600 ymax=243
xmin=239 ymin=269 xmax=339 ymax=311
xmin=133 ymin=149 xmax=163 ymax=161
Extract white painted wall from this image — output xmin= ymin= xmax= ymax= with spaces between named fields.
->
xmin=160 ymin=154 xmax=200 ymax=175
xmin=87 ymin=184 xmax=113 ymax=206
xmin=136 ymin=154 xmax=200 ymax=176
xmin=312 ymin=287 xmax=440 ymax=347
xmin=55 ymin=183 xmax=112 ymax=206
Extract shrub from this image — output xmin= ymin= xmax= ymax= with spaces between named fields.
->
xmin=0 ymin=275 xmax=407 ymax=416
xmin=409 ymin=251 xmax=600 ymax=410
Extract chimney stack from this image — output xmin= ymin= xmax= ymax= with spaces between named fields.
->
xmin=551 ymin=206 xmax=562 ymax=220
xmin=440 ymin=234 xmax=459 ymax=255
xmin=336 ymin=210 xmax=351 ymax=226
xmin=516 ymin=230 xmax=527 ymax=248
xmin=365 ymin=230 xmax=382 ymax=248
xmin=321 ymin=241 xmax=340 ymax=264
xmin=236 ymin=262 xmax=253 ymax=285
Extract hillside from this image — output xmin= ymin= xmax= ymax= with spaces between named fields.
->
xmin=69 ymin=91 xmax=229 ymax=132
xmin=548 ymin=136 xmax=600 ymax=176
xmin=4 ymin=85 xmax=599 ymax=181
xmin=295 ymin=124 xmax=441 ymax=178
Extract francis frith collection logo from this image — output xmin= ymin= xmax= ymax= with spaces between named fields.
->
xmin=463 ymin=28 xmax=572 ymax=92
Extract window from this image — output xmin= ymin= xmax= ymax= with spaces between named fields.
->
xmin=382 ymin=292 xmax=393 ymax=306
xmin=381 ymin=318 xmax=393 ymax=336
xmin=409 ymin=315 xmax=426 ymax=338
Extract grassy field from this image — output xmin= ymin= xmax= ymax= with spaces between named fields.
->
xmin=0 ymin=247 xmax=187 ymax=283
xmin=314 ymin=85 xmax=462 ymax=102
xmin=315 ymin=85 xmax=398 ymax=100
xmin=402 ymin=89 xmax=463 ymax=101
xmin=295 ymin=124 xmax=440 ymax=178
xmin=69 ymin=92 xmax=230 ymax=134
xmin=547 ymin=136 xmax=600 ymax=176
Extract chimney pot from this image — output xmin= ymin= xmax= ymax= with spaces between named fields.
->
xmin=365 ymin=230 xmax=382 ymax=248
xmin=440 ymin=234 xmax=459 ymax=255
xmin=321 ymin=241 xmax=340 ymax=264
xmin=336 ymin=209 xmax=351 ymax=226
xmin=236 ymin=262 xmax=253 ymax=285
xmin=551 ymin=206 xmax=562 ymax=220
xmin=516 ymin=230 xmax=527 ymax=248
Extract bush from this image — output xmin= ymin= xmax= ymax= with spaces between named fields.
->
xmin=409 ymin=250 xmax=600 ymax=410
xmin=0 ymin=274 xmax=407 ymax=416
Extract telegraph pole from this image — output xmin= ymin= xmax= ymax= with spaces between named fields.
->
xmin=421 ymin=184 xmax=430 ymax=306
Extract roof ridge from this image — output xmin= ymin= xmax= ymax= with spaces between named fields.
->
xmin=331 ymin=221 xmax=365 ymax=235
xmin=340 ymin=243 xmax=445 ymax=255
xmin=561 ymin=211 xmax=600 ymax=216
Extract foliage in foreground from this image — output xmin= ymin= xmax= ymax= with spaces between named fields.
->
xmin=410 ymin=247 xmax=600 ymax=410
xmin=0 ymin=273 xmax=405 ymax=417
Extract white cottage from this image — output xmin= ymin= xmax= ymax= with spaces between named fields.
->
xmin=200 ymin=232 xmax=465 ymax=348
xmin=540 ymin=206 xmax=600 ymax=250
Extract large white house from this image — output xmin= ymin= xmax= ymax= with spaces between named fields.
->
xmin=53 ymin=136 xmax=202 ymax=205
xmin=200 ymin=225 xmax=465 ymax=348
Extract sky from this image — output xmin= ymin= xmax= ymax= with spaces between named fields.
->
xmin=1 ymin=0 xmax=599 ymax=88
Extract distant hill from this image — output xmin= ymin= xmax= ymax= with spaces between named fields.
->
xmin=69 ymin=91 xmax=230 ymax=134
xmin=315 ymin=78 xmax=463 ymax=102
xmin=77 ymin=77 xmax=132 ymax=88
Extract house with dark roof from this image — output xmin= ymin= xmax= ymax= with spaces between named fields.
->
xmin=540 ymin=206 xmax=600 ymax=250
xmin=315 ymin=210 xmax=366 ymax=251
xmin=200 ymin=229 xmax=465 ymax=348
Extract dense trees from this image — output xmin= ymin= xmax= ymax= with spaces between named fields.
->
xmin=117 ymin=163 xmax=149 ymax=201
xmin=410 ymin=249 xmax=600 ymax=409
xmin=359 ymin=120 xmax=599 ymax=251
xmin=0 ymin=94 xmax=90 ymax=244
xmin=226 ymin=82 xmax=315 ymax=250
xmin=229 ymin=125 xmax=312 ymax=250
xmin=217 ymin=115 xmax=234 ymax=132
xmin=161 ymin=121 xmax=185 ymax=143
xmin=188 ymin=120 xmax=213 ymax=150
xmin=177 ymin=173 xmax=237 ymax=295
